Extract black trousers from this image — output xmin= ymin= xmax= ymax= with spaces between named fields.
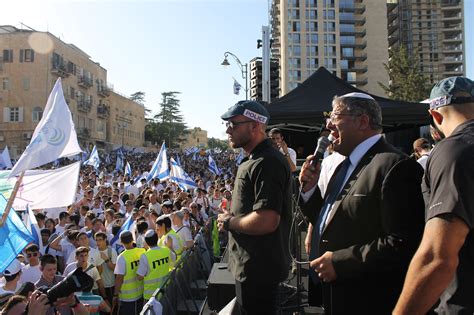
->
xmin=117 ymin=298 xmax=143 ymax=315
xmin=235 ymin=280 xmax=279 ymax=315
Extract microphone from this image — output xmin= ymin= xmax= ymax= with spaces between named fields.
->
xmin=309 ymin=135 xmax=335 ymax=166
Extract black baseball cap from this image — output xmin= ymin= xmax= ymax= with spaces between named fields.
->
xmin=221 ymin=100 xmax=270 ymax=124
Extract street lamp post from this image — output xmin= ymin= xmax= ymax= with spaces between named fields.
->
xmin=221 ymin=51 xmax=248 ymax=100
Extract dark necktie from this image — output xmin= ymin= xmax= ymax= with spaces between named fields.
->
xmin=309 ymin=157 xmax=351 ymax=282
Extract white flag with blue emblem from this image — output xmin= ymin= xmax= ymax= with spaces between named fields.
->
xmin=146 ymin=142 xmax=169 ymax=182
xmin=169 ymin=157 xmax=197 ymax=191
xmin=85 ymin=145 xmax=100 ymax=169
xmin=208 ymin=154 xmax=221 ymax=175
xmin=125 ymin=161 xmax=132 ymax=177
xmin=10 ymin=78 xmax=82 ymax=177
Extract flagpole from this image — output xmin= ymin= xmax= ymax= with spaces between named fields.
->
xmin=0 ymin=171 xmax=25 ymax=227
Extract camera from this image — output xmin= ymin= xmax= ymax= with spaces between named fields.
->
xmin=38 ymin=267 xmax=94 ymax=304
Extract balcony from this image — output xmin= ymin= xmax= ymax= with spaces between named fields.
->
xmin=341 ymin=65 xmax=368 ymax=73
xmin=347 ymin=77 xmax=368 ymax=85
xmin=77 ymin=127 xmax=91 ymax=138
xmin=97 ymin=86 xmax=111 ymax=97
xmin=443 ymin=34 xmax=462 ymax=43
xmin=443 ymin=45 xmax=463 ymax=53
xmin=77 ymin=100 xmax=92 ymax=113
xmin=442 ymin=56 xmax=463 ymax=64
xmin=341 ymin=40 xmax=367 ymax=49
xmin=343 ymin=53 xmax=367 ymax=61
xmin=78 ymin=76 xmax=93 ymax=88
xmin=51 ymin=62 xmax=69 ymax=78
xmin=97 ymin=103 xmax=110 ymax=119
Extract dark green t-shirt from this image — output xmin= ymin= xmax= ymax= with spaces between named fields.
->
xmin=227 ymin=139 xmax=292 ymax=284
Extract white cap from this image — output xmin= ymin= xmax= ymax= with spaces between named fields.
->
xmin=3 ymin=259 xmax=22 ymax=276
xmin=340 ymin=92 xmax=375 ymax=100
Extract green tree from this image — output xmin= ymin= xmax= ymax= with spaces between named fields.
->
xmin=208 ymin=137 xmax=229 ymax=150
xmin=130 ymin=91 xmax=152 ymax=120
xmin=145 ymin=92 xmax=188 ymax=148
xmin=378 ymin=45 xmax=431 ymax=102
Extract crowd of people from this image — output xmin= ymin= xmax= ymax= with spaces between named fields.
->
xmin=0 ymin=149 xmax=238 ymax=315
xmin=1 ymin=75 xmax=473 ymax=315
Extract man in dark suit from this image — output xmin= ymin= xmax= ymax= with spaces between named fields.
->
xmin=299 ymin=92 xmax=425 ymax=314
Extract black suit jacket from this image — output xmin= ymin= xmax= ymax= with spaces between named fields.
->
xmin=303 ymin=137 xmax=425 ymax=315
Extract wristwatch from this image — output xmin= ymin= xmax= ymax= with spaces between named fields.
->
xmin=223 ymin=217 xmax=232 ymax=231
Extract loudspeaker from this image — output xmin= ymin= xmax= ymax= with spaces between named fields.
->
xmin=207 ymin=263 xmax=236 ymax=311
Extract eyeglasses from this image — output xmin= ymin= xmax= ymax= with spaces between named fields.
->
xmin=328 ymin=112 xmax=362 ymax=124
xmin=27 ymin=252 xmax=39 ymax=258
xmin=225 ymin=120 xmax=254 ymax=129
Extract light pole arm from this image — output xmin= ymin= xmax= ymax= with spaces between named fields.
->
xmin=223 ymin=51 xmax=249 ymax=100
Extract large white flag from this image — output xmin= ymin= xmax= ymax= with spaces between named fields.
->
xmin=169 ymin=157 xmax=197 ymax=191
xmin=146 ymin=142 xmax=169 ymax=182
xmin=0 ymin=146 xmax=13 ymax=169
xmin=0 ymin=161 xmax=80 ymax=210
xmin=10 ymin=78 xmax=82 ymax=177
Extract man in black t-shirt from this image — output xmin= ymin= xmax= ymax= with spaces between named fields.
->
xmin=217 ymin=100 xmax=291 ymax=315
xmin=395 ymin=77 xmax=474 ymax=315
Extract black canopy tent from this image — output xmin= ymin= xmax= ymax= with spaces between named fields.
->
xmin=265 ymin=67 xmax=430 ymax=155
xmin=266 ymin=67 xmax=429 ymax=131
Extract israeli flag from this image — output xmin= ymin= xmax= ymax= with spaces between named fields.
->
xmin=115 ymin=154 xmax=124 ymax=172
xmin=146 ymin=142 xmax=170 ymax=182
xmin=0 ymin=195 xmax=34 ymax=273
xmin=105 ymin=154 xmax=111 ymax=165
xmin=235 ymin=149 xmax=245 ymax=166
xmin=84 ymin=145 xmax=100 ymax=169
xmin=23 ymin=205 xmax=43 ymax=250
xmin=208 ymin=154 xmax=221 ymax=175
xmin=233 ymin=77 xmax=242 ymax=95
xmin=110 ymin=214 xmax=134 ymax=247
xmin=0 ymin=146 xmax=13 ymax=169
xmin=125 ymin=161 xmax=132 ymax=177
xmin=169 ymin=158 xmax=197 ymax=191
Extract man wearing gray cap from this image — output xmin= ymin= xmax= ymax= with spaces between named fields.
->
xmin=394 ymin=77 xmax=474 ymax=315
xmin=217 ymin=100 xmax=292 ymax=314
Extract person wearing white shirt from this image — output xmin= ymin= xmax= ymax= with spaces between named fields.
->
xmin=269 ymin=128 xmax=298 ymax=172
xmin=298 ymin=92 xmax=424 ymax=313
xmin=63 ymin=246 xmax=106 ymax=297
xmin=20 ymin=244 xmax=42 ymax=285
xmin=66 ymin=232 xmax=104 ymax=272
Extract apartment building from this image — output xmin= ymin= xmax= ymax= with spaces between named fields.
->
xmin=271 ymin=0 xmax=389 ymax=96
xmin=387 ymin=0 xmax=465 ymax=84
xmin=0 ymin=25 xmax=145 ymax=159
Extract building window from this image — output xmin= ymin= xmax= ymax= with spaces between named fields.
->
xmin=306 ymin=33 xmax=318 ymax=44
xmin=2 ymin=50 xmax=13 ymax=63
xmin=289 ymin=45 xmax=301 ymax=56
xmin=32 ymin=106 xmax=43 ymax=122
xmin=305 ymin=0 xmax=317 ymax=6
xmin=289 ymin=58 xmax=301 ymax=68
xmin=305 ymin=9 xmax=317 ymax=19
xmin=289 ymin=0 xmax=299 ymax=7
xmin=323 ymin=9 xmax=335 ymax=19
xmin=289 ymin=9 xmax=300 ymax=19
xmin=324 ymin=34 xmax=336 ymax=44
xmin=306 ymin=21 xmax=318 ymax=32
xmin=307 ymin=45 xmax=318 ymax=56
xmin=20 ymin=49 xmax=35 ymax=62
xmin=288 ymin=21 xmax=301 ymax=32
xmin=2 ymin=78 xmax=9 ymax=90
xmin=10 ymin=107 xmax=20 ymax=122
xmin=23 ymin=78 xmax=30 ymax=90
xmin=323 ymin=22 xmax=336 ymax=32
xmin=342 ymin=47 xmax=354 ymax=57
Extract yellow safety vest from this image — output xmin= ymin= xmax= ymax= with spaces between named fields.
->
xmin=119 ymin=247 xmax=146 ymax=302
xmin=143 ymin=247 xmax=171 ymax=300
